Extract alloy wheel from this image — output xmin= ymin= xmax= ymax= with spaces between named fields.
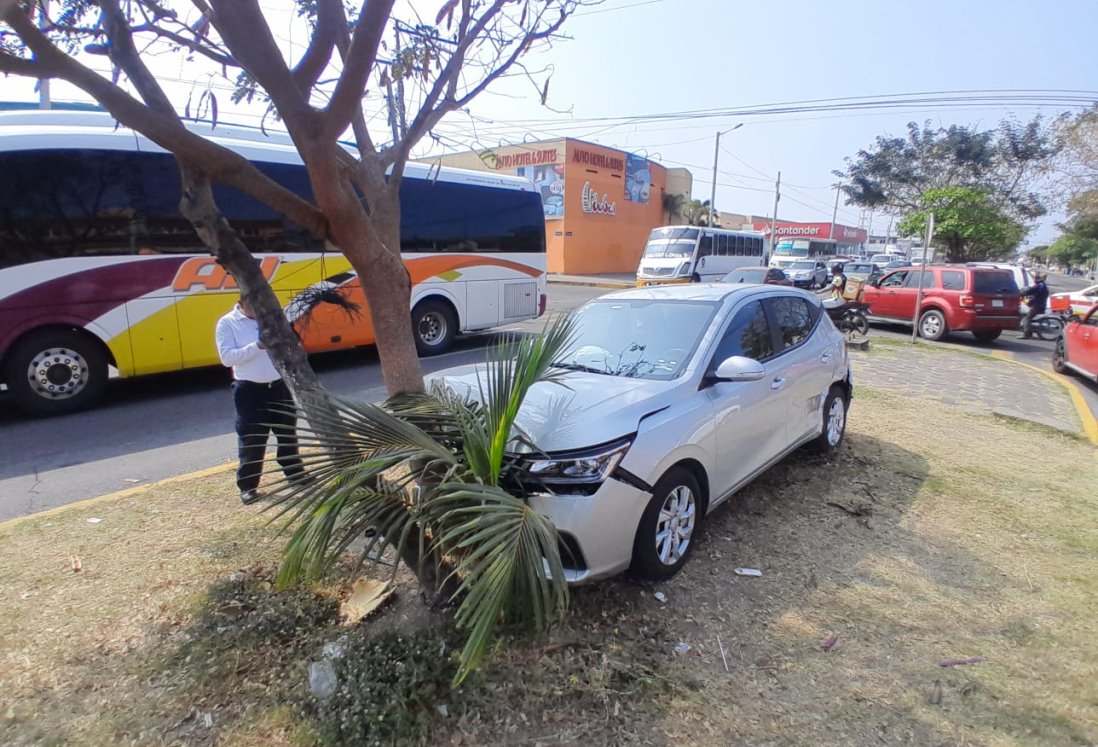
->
xmin=26 ymin=346 xmax=89 ymax=401
xmin=655 ymin=485 xmax=696 ymax=566
xmin=827 ymin=396 xmax=846 ymax=446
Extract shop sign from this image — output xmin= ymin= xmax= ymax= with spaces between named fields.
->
xmin=581 ymin=182 xmax=617 ymax=216
xmin=752 ymin=221 xmax=868 ymax=243
xmin=488 ymin=148 xmax=558 ymax=169
xmin=572 ymin=148 xmax=625 ymax=172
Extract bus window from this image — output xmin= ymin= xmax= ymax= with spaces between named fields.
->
xmin=698 ymin=234 xmax=713 ymax=257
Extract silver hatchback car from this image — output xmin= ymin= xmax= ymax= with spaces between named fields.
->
xmin=433 ymin=284 xmax=852 ymax=582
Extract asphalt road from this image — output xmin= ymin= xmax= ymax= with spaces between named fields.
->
xmin=0 ymin=284 xmax=606 ymax=520
xmin=3 ymin=275 xmax=1093 ymax=520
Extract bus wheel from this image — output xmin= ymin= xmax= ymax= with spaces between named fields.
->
xmin=412 ymin=299 xmax=457 ymax=356
xmin=4 ymin=329 xmax=108 ymax=416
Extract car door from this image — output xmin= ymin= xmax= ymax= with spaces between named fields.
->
xmin=863 ymin=269 xmax=911 ymax=318
xmin=1070 ymin=308 xmax=1098 ymax=374
xmin=705 ymin=299 xmax=788 ymax=499
xmin=765 ymin=295 xmax=836 ymax=443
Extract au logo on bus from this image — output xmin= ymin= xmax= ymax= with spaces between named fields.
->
xmin=170 ymin=256 xmax=281 ymax=293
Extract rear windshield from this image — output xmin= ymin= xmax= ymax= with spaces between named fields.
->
xmin=972 ymin=271 xmax=1017 ymax=294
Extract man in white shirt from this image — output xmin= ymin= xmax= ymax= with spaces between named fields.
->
xmin=215 ymin=296 xmax=305 ymax=504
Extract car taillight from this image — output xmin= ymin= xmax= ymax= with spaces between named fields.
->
xmin=959 ymin=295 xmax=975 ymax=308
xmin=539 ymin=292 xmax=547 ymax=317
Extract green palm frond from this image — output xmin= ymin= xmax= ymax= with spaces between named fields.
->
xmin=465 ymin=315 xmax=577 ymax=485
xmin=272 ymin=394 xmax=458 ymax=586
xmin=426 ymin=482 xmax=568 ymax=684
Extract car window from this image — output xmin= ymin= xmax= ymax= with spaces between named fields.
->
xmin=973 ymin=271 xmax=1016 ymax=294
xmin=767 ymin=296 xmax=814 ymax=350
xmin=766 ymin=268 xmax=785 ymax=281
xmin=902 ymin=270 xmax=937 ymax=289
xmin=941 ymin=270 xmax=966 ymax=291
xmin=711 ymin=300 xmax=774 ymax=364
xmin=881 ymin=271 xmax=908 ymax=287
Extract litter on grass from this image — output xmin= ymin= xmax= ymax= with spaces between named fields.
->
xmin=734 ymin=567 xmax=762 ymax=577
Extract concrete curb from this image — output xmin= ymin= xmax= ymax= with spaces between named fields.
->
xmin=988 ymin=350 xmax=1098 ymax=447
xmin=0 ymin=462 xmax=235 ymax=531
xmin=547 ymin=278 xmax=634 ymax=289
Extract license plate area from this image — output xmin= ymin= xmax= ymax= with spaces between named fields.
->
xmin=991 ymin=299 xmax=1004 ymax=308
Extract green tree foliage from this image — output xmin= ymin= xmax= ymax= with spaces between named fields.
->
xmin=837 ymin=118 xmax=1057 ymax=230
xmin=897 ymin=187 xmax=1025 ymax=263
xmin=680 ymin=198 xmax=715 ymax=226
xmin=1048 ymin=234 xmax=1098 ymax=271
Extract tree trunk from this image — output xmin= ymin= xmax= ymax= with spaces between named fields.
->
xmin=177 ymin=168 xmax=326 ymax=407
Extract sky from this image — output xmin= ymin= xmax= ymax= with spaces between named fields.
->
xmin=3 ymin=0 xmax=1097 ymax=246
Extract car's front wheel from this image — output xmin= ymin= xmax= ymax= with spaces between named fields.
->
xmin=808 ymin=385 xmax=848 ymax=453
xmin=631 ymin=467 xmax=703 ymax=581
xmin=1052 ymin=337 xmax=1070 ymax=375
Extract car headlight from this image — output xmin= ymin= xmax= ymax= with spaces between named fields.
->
xmin=521 ymin=437 xmax=632 ymax=491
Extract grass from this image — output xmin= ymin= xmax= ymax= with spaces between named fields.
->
xmin=1 ymin=389 xmax=1096 ymax=745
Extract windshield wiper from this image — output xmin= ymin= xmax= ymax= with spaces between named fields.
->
xmin=553 ymin=362 xmax=608 ymax=374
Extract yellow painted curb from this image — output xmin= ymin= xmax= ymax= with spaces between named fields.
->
xmin=0 ymin=462 xmax=235 ymax=531
xmin=989 ymin=350 xmax=1098 ymax=447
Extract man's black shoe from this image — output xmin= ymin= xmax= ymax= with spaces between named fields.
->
xmin=240 ymin=489 xmax=263 ymax=505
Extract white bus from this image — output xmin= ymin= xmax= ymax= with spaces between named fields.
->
xmin=0 ymin=110 xmax=547 ymax=415
xmin=636 ymin=225 xmax=766 ymax=285
xmin=768 ymin=238 xmax=842 ymax=269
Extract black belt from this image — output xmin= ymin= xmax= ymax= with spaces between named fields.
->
xmin=236 ymin=379 xmax=284 ymax=389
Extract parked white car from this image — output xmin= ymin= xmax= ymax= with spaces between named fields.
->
xmin=431 ymin=284 xmax=853 ymax=582
xmin=785 ymin=260 xmax=830 ymax=290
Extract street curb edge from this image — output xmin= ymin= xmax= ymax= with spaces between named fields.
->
xmin=0 ymin=463 xmax=236 ymax=531
xmin=989 ymin=350 xmax=1098 ymax=447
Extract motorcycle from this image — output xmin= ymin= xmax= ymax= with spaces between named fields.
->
xmin=823 ymin=298 xmax=869 ymax=337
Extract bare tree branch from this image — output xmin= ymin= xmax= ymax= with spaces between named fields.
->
xmin=205 ymin=0 xmax=315 ymax=132
xmin=291 ymin=0 xmax=340 ymax=94
xmin=390 ymin=3 xmax=573 ymax=173
xmin=323 ymin=0 xmax=395 ymax=139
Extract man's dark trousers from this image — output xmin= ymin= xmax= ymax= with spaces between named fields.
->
xmin=232 ymin=379 xmax=304 ymax=493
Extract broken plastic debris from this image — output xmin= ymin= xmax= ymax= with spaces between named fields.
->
xmin=653 ymin=591 xmax=667 ymax=603
xmin=822 ymin=635 xmax=838 ymax=652
xmin=674 ymin=642 xmax=691 ymax=654
xmin=734 ymin=567 xmax=762 ymax=577
xmin=86 ymin=518 xmax=103 ymax=524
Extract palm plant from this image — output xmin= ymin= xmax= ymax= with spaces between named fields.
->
xmin=270 ymin=316 xmax=577 ymax=683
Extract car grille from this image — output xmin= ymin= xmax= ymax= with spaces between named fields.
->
xmin=640 ymin=266 xmax=674 ymax=277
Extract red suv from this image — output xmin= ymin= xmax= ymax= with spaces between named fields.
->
xmin=861 ymin=266 xmax=1020 ymax=342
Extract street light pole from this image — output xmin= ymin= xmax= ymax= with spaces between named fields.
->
xmin=707 ymin=124 xmax=743 ymax=228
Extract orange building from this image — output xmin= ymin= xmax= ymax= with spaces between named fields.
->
xmin=417 ymin=139 xmax=692 ymax=275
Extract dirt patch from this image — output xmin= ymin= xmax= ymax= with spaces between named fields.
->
xmin=2 ymin=389 xmax=1096 ymax=746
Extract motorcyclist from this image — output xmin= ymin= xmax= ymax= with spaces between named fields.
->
xmin=1019 ymin=271 xmax=1049 ymax=339
xmin=829 ymin=264 xmax=847 ymax=300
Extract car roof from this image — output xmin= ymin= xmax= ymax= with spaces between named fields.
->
xmin=595 ymin=283 xmax=813 ymax=304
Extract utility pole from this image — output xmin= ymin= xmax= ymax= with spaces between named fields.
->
xmin=707 ymin=124 xmax=742 ymax=229
xmin=911 ymin=212 xmax=936 ymax=343
xmin=829 ymin=183 xmax=841 ymax=239
xmin=37 ymin=0 xmax=50 ymax=109
xmin=768 ymin=171 xmax=781 ymax=261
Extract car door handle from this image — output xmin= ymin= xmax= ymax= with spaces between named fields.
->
xmin=770 ymin=377 xmax=785 ymax=390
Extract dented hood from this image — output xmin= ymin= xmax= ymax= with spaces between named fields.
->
xmin=427 ymin=364 xmax=680 ymax=452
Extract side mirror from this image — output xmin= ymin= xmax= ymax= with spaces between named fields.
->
xmin=712 ymin=356 xmax=765 ymax=382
